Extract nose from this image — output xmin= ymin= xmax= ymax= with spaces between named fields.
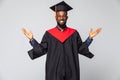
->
xmin=60 ymin=16 xmax=64 ymax=20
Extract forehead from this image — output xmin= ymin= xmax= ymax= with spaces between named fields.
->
xmin=56 ymin=11 xmax=67 ymax=15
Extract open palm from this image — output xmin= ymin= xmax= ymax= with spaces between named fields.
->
xmin=89 ymin=27 xmax=102 ymax=39
xmin=22 ymin=28 xmax=33 ymax=40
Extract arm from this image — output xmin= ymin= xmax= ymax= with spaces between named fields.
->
xmin=28 ymin=35 xmax=48 ymax=60
xmin=78 ymin=27 xmax=102 ymax=58
xmin=77 ymin=32 xmax=94 ymax=58
xmin=22 ymin=28 xmax=48 ymax=60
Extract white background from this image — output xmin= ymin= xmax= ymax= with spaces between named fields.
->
xmin=0 ymin=0 xmax=120 ymax=80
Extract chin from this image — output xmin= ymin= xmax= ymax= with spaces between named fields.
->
xmin=58 ymin=22 xmax=64 ymax=25
xmin=59 ymin=23 xmax=65 ymax=26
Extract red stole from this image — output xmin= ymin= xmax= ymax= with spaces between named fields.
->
xmin=47 ymin=27 xmax=76 ymax=43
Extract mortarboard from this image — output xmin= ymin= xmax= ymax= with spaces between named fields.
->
xmin=50 ymin=1 xmax=73 ymax=12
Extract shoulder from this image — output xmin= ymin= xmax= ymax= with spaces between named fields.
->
xmin=66 ymin=27 xmax=81 ymax=38
xmin=67 ymin=27 xmax=80 ymax=35
xmin=46 ymin=27 xmax=77 ymax=31
xmin=45 ymin=27 xmax=79 ymax=35
xmin=67 ymin=27 xmax=76 ymax=31
xmin=46 ymin=27 xmax=56 ymax=32
xmin=69 ymin=28 xmax=81 ymax=37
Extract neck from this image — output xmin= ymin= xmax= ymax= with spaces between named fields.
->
xmin=57 ymin=25 xmax=67 ymax=32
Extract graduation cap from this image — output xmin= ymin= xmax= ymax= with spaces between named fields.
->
xmin=50 ymin=1 xmax=73 ymax=12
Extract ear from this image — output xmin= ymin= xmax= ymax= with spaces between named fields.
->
xmin=66 ymin=16 xmax=68 ymax=20
xmin=55 ymin=15 xmax=57 ymax=20
xmin=55 ymin=12 xmax=57 ymax=20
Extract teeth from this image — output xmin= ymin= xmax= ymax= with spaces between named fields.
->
xmin=60 ymin=21 xmax=64 ymax=23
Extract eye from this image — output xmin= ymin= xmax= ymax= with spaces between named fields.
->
xmin=57 ymin=16 xmax=66 ymax=18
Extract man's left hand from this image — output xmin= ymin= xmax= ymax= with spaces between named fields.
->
xmin=89 ymin=27 xmax=102 ymax=39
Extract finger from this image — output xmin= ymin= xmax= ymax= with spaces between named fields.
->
xmin=90 ymin=28 xmax=92 ymax=32
xmin=30 ymin=30 xmax=33 ymax=34
xmin=22 ymin=28 xmax=27 ymax=33
xmin=90 ymin=28 xmax=93 ymax=33
xmin=22 ymin=28 xmax=29 ymax=37
xmin=97 ymin=27 xmax=102 ymax=33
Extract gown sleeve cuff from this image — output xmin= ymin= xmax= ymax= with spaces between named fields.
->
xmin=29 ymin=39 xmax=35 ymax=47
xmin=85 ymin=37 xmax=93 ymax=46
xmin=87 ymin=52 xmax=94 ymax=58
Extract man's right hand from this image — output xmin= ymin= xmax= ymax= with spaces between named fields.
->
xmin=22 ymin=28 xmax=33 ymax=41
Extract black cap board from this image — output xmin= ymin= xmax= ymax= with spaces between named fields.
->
xmin=50 ymin=1 xmax=73 ymax=12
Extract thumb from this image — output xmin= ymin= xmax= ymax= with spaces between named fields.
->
xmin=30 ymin=30 xmax=33 ymax=35
xmin=89 ymin=28 xmax=93 ymax=34
xmin=22 ymin=28 xmax=27 ymax=34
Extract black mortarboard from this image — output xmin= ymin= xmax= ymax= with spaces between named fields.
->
xmin=50 ymin=1 xmax=73 ymax=12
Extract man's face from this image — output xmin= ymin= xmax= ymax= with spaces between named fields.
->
xmin=55 ymin=11 xmax=68 ymax=27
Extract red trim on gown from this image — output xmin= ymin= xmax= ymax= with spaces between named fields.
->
xmin=47 ymin=27 xmax=76 ymax=43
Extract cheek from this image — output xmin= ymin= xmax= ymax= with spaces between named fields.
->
xmin=64 ymin=17 xmax=68 ymax=20
xmin=56 ymin=18 xmax=59 ymax=21
xmin=55 ymin=16 xmax=68 ymax=21
xmin=56 ymin=17 xmax=61 ymax=21
xmin=63 ymin=16 xmax=68 ymax=20
xmin=55 ymin=17 xmax=58 ymax=21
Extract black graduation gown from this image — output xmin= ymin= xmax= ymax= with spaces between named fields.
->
xmin=28 ymin=27 xmax=94 ymax=80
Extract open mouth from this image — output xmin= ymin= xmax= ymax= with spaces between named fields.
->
xmin=60 ymin=21 xmax=64 ymax=23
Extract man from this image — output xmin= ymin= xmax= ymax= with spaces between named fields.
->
xmin=22 ymin=1 xmax=101 ymax=80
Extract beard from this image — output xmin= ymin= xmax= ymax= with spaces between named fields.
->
xmin=57 ymin=21 xmax=67 ymax=29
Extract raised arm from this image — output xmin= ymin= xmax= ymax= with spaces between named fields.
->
xmin=78 ymin=27 xmax=102 ymax=58
xmin=22 ymin=28 xmax=48 ymax=60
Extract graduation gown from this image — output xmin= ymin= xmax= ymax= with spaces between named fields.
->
xmin=28 ymin=27 xmax=94 ymax=80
